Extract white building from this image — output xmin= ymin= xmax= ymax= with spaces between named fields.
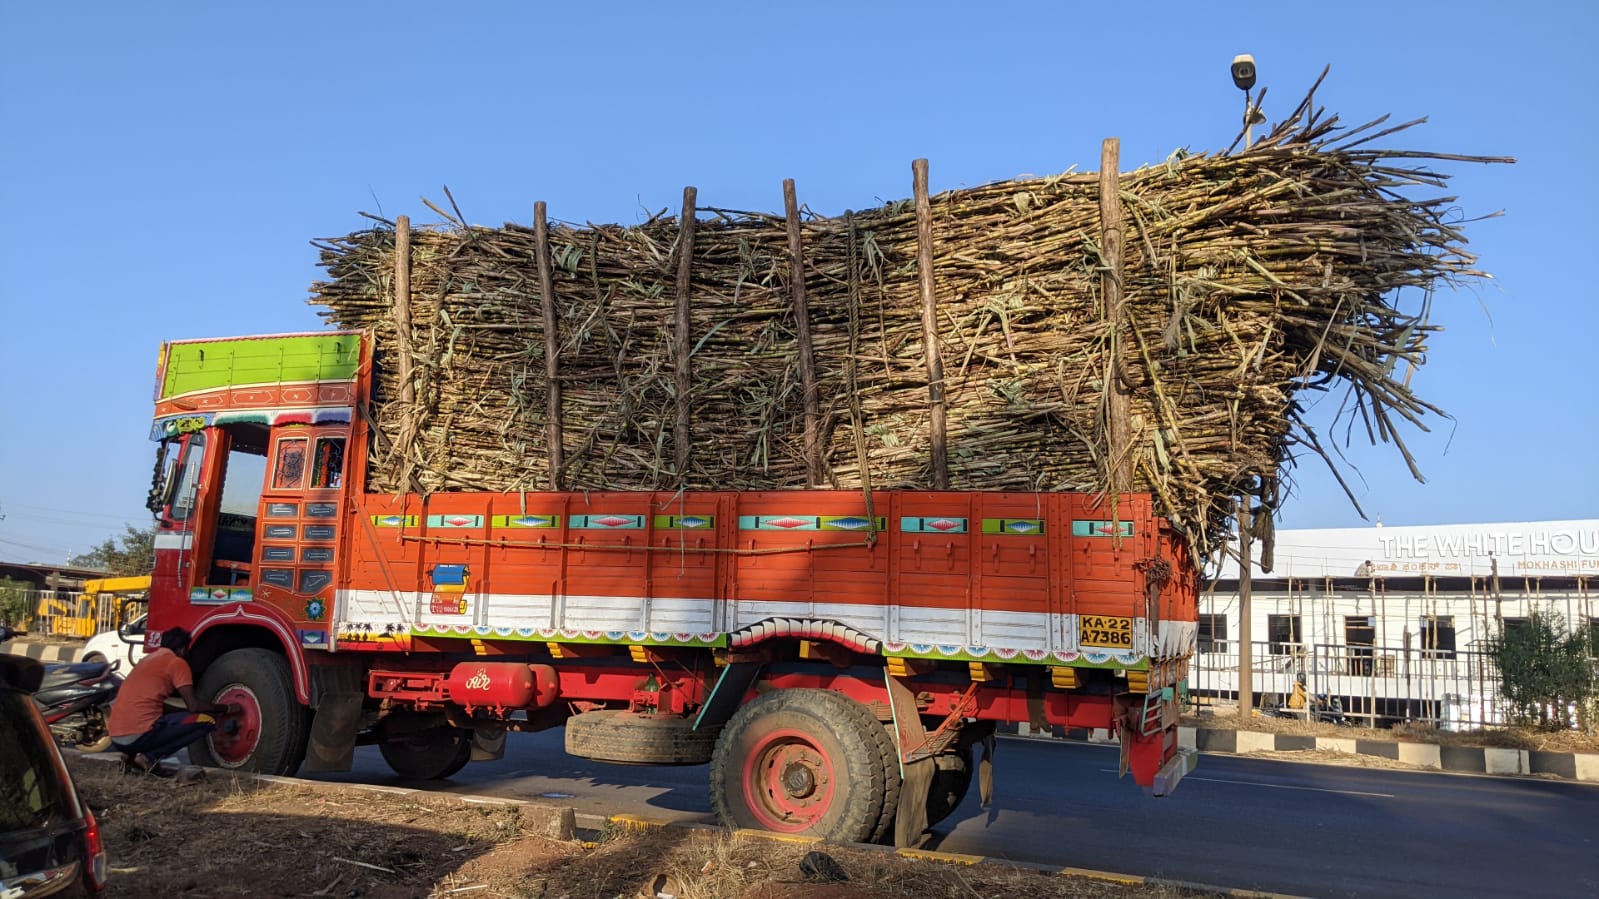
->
xmin=1194 ymin=519 xmax=1599 ymax=727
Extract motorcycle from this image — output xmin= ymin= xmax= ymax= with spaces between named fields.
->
xmin=2 ymin=624 xmax=123 ymax=752
xmin=1268 ymin=672 xmax=1346 ymax=725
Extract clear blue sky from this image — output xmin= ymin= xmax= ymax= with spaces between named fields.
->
xmin=2 ymin=2 xmax=1594 ymax=564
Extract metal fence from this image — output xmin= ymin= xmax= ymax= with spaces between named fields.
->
xmin=4 ymin=589 xmax=123 ymax=638
xmin=1190 ymin=639 xmax=1513 ymax=729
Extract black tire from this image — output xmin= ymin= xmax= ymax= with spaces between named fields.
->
xmin=869 ymin=722 xmax=904 ymax=843
xmin=188 ymin=648 xmax=309 ymax=775
xmin=565 ymin=710 xmax=719 ymax=765
xmin=72 ymin=705 xmax=114 ymax=754
xmin=926 ymin=746 xmax=973 ymax=827
xmin=711 ymin=689 xmax=889 ymax=844
xmin=82 ymin=652 xmax=106 ymax=665
xmin=379 ymin=719 xmax=472 ymax=779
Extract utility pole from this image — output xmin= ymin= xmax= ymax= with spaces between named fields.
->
xmin=1492 ymin=554 xmax=1502 ymax=632
xmin=1236 ymin=497 xmax=1253 ymax=717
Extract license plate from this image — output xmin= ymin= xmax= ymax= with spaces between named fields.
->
xmin=1079 ymin=615 xmax=1133 ymax=649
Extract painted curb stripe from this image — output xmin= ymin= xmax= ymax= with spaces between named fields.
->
xmin=731 ymin=828 xmax=821 ymax=845
xmin=1178 ymin=727 xmax=1599 ymax=781
xmin=897 ymin=848 xmax=983 ymax=865
xmin=608 ymin=814 xmax=671 ymax=830
xmin=1057 ymin=865 xmax=1145 ymax=885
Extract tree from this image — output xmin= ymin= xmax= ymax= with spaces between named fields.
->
xmin=0 ymin=578 xmax=30 ymax=627
xmin=1487 ymin=610 xmax=1599 ymax=733
xmin=69 ymin=524 xmax=157 ymax=576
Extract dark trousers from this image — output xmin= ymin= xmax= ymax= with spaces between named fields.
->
xmin=113 ymin=711 xmax=215 ymax=763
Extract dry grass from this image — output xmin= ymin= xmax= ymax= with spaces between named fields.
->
xmin=69 ymin=756 xmax=1219 ymax=898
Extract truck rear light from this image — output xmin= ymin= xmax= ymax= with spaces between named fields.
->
xmin=84 ymin=808 xmax=108 ymax=890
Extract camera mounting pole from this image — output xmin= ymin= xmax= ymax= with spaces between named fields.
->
xmin=1232 ymin=54 xmax=1265 ymax=148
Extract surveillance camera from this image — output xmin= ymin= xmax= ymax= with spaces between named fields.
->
xmin=1231 ymin=54 xmax=1257 ymax=91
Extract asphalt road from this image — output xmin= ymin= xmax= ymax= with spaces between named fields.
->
xmin=311 ymin=733 xmax=1599 ymax=898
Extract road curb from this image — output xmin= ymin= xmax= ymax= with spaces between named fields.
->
xmin=1008 ymin=722 xmax=1599 ymax=783
xmin=1 ymin=639 xmax=84 ymax=663
xmin=1177 ymin=726 xmax=1599 ymax=781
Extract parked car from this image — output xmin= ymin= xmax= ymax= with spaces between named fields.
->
xmin=0 ymin=654 xmax=108 ymax=896
xmin=81 ymin=614 xmax=147 ymax=670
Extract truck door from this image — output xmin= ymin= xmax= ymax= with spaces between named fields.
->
xmin=151 ymin=424 xmax=270 ymax=608
xmin=255 ymin=425 xmax=347 ymax=629
xmin=148 ymin=429 xmax=207 ymax=616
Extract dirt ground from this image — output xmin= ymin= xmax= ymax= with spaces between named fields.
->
xmin=67 ymin=757 xmax=1215 ymax=899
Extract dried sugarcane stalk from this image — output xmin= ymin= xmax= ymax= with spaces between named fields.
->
xmin=310 ymin=89 xmax=1511 ymax=561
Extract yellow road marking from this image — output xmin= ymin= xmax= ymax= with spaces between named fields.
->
xmin=897 ymin=848 xmax=982 ymax=865
xmin=1058 ymin=865 xmax=1145 ymax=885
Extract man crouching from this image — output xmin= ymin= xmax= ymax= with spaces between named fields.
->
xmin=107 ymin=626 xmax=237 ymax=775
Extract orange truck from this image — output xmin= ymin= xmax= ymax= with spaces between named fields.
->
xmin=143 ymin=330 xmax=1197 ymax=844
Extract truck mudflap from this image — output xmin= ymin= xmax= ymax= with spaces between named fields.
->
xmin=1152 ymin=746 xmax=1198 ymax=797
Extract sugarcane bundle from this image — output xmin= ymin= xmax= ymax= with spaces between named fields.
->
xmin=311 ymin=87 xmax=1506 ymax=558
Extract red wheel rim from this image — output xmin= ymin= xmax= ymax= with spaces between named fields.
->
xmin=206 ymin=684 xmax=262 ymax=767
xmin=740 ymin=728 xmax=836 ymax=832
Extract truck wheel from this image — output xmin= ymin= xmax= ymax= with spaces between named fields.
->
xmin=565 ymin=710 xmax=719 ymax=765
xmin=189 ymin=648 xmax=309 ymax=775
xmin=379 ymin=719 xmax=472 ymax=780
xmin=926 ymin=747 xmax=973 ymax=826
xmin=711 ymin=689 xmax=888 ymax=843
xmin=869 ymin=721 xmax=904 ymax=843
xmin=74 ymin=706 xmax=114 ymax=754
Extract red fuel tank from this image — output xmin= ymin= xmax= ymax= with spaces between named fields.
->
xmin=446 ymin=662 xmax=558 ymax=708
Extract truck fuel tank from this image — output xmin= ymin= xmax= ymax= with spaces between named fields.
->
xmin=446 ymin=661 xmax=558 ymax=709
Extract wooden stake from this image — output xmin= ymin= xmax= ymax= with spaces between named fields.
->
xmin=912 ymin=159 xmax=948 ymax=490
xmin=1099 ymin=139 xmax=1131 ymax=495
xmin=393 ymin=215 xmax=414 ymax=407
xmin=784 ymin=178 xmax=822 ymax=486
xmin=534 ymin=201 xmax=564 ymax=489
xmin=673 ymin=187 xmax=698 ymax=483
xmin=845 ymin=211 xmax=876 ymax=541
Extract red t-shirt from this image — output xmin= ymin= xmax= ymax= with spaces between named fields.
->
xmin=108 ymin=647 xmax=193 ymax=738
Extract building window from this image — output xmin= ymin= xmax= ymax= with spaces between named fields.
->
xmin=1345 ymin=616 xmax=1375 ymax=675
xmin=1420 ymin=615 xmax=1457 ymax=659
xmin=1198 ymin=614 xmax=1228 ymax=653
xmin=1267 ymin=615 xmax=1301 ymax=654
xmin=1588 ymin=618 xmax=1599 ymax=654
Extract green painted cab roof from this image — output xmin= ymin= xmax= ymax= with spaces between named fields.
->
xmin=158 ymin=332 xmax=362 ymax=400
